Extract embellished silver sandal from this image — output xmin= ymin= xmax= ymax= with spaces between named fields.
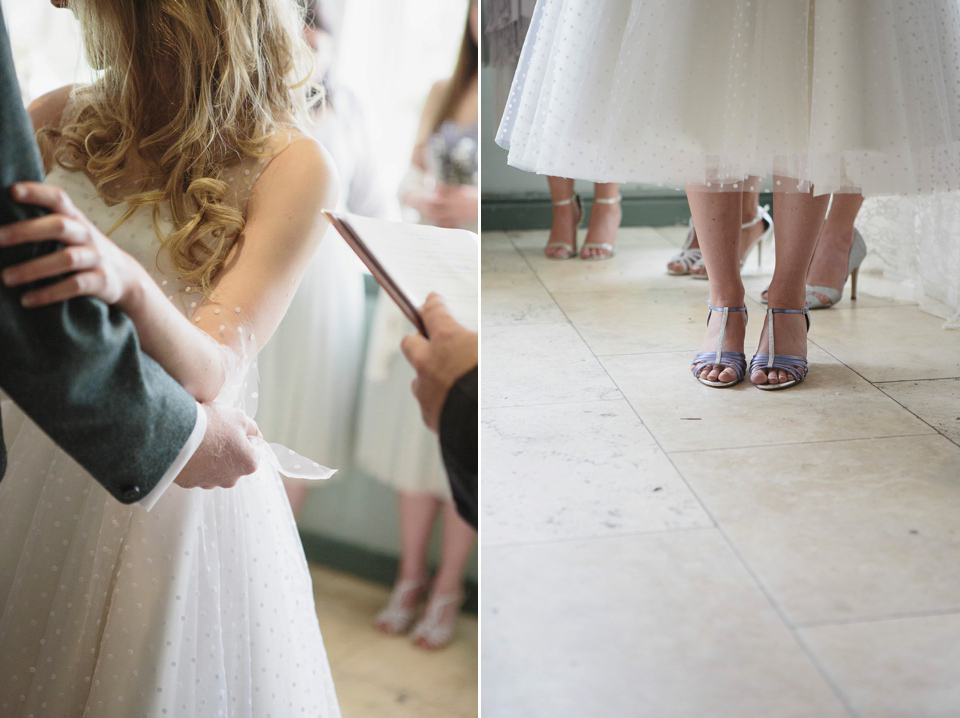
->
xmin=666 ymin=216 xmax=702 ymax=275
xmin=750 ymin=307 xmax=810 ymax=390
xmin=690 ymin=303 xmax=748 ymax=388
xmin=580 ymin=194 xmax=621 ymax=261
xmin=545 ymin=193 xmax=582 ymax=259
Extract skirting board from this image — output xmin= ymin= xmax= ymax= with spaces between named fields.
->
xmin=481 ymin=192 xmax=775 ymax=232
xmin=299 ymin=530 xmax=479 ymax=615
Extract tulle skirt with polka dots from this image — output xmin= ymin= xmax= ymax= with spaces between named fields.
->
xmin=0 ymin=400 xmax=341 ymax=718
xmin=497 ymin=0 xmax=960 ymax=195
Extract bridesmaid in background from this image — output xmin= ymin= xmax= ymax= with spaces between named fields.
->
xmin=256 ymin=0 xmax=394 ymax=515
xmin=355 ymin=0 xmax=478 ymax=651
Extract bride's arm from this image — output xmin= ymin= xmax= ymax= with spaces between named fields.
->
xmin=0 ymin=138 xmax=338 ymax=402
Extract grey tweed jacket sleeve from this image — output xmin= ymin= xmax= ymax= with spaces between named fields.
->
xmin=0 ymin=6 xmax=198 ymax=504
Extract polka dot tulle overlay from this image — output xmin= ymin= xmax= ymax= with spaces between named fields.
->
xmin=0 ymin=166 xmax=340 ymax=717
xmin=497 ymin=0 xmax=960 ymax=194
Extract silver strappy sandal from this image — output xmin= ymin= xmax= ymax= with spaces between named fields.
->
xmin=690 ymin=204 xmax=773 ymax=279
xmin=580 ymin=194 xmax=621 ymax=261
xmin=666 ymin=216 xmax=701 ymax=275
xmin=545 ymin=193 xmax=582 ymax=259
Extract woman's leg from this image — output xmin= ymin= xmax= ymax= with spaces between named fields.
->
xmin=754 ymin=181 xmax=829 ymax=385
xmin=805 ymin=193 xmax=864 ymax=304
xmin=545 ymin=175 xmax=579 ymax=258
xmin=672 ymin=186 xmax=763 ymax=275
xmin=581 ymin=182 xmax=622 ymax=259
xmin=397 ymin=491 xmax=443 ymax=582
xmin=686 ymin=187 xmax=747 ymax=384
xmin=413 ymin=499 xmax=476 ymax=649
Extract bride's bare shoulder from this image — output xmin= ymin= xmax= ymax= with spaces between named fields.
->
xmin=248 ymin=129 xmax=339 ymax=213
xmin=27 ymin=84 xmax=78 ymax=132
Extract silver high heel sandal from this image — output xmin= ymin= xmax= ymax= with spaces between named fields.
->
xmin=750 ymin=307 xmax=810 ymax=390
xmin=761 ymin=229 xmax=867 ymax=307
xmin=410 ymin=590 xmax=465 ymax=650
xmin=666 ymin=216 xmax=701 ymax=275
xmin=805 ymin=229 xmax=867 ymax=309
xmin=580 ymin=194 xmax=621 ymax=261
xmin=690 ymin=303 xmax=749 ymax=388
xmin=544 ymin=193 xmax=582 ymax=260
xmin=374 ymin=576 xmax=427 ymax=634
xmin=690 ymin=204 xmax=773 ymax=279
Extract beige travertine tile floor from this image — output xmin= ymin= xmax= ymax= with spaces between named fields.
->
xmin=481 ymin=226 xmax=960 ymax=718
xmin=310 ymin=565 xmax=478 ymax=718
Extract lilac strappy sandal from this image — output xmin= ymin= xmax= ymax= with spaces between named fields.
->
xmin=690 ymin=303 xmax=748 ymax=388
xmin=749 ymin=307 xmax=810 ymax=390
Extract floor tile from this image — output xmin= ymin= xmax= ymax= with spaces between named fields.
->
xmin=481 ymin=271 xmax=568 ymax=327
xmin=554 ymin=286 xmax=714 ymax=356
xmin=878 ymin=378 xmax=960 ymax=446
xmin=481 ymin=400 xmax=711 ymax=546
xmin=672 ymin=434 xmax=960 ymax=625
xmin=800 ymin=614 xmax=960 ymax=718
xmin=482 ymin=324 xmax=621 ymax=409
xmin=812 ymin=305 xmax=960 ymax=382
xmin=601 ymin=348 xmax=934 ymax=453
xmin=513 ymin=228 xmax=680 ymax=295
xmin=337 ymin=615 xmax=478 ymax=717
xmin=482 ymin=530 xmax=849 ymax=718
xmin=332 ymin=673 xmax=467 ymax=718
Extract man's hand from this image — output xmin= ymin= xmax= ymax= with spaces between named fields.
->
xmin=400 ymin=293 xmax=478 ymax=432
xmin=174 ymin=403 xmax=260 ymax=489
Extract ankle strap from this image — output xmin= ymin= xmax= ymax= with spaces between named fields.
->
xmin=593 ymin=194 xmax=622 ymax=205
xmin=768 ymin=307 xmax=808 ymax=315
xmin=707 ymin=301 xmax=747 ymax=312
xmin=552 ymin=193 xmax=579 ymax=207
xmin=741 ymin=204 xmax=770 ymax=230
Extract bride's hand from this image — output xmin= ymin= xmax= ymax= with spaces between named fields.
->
xmin=0 ymin=182 xmax=145 ymax=309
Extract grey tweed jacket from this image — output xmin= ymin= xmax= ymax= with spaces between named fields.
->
xmin=0 ymin=6 xmax=198 ymax=504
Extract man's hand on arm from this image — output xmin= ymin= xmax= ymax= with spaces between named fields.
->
xmin=400 ymin=292 xmax=478 ymax=432
xmin=174 ymin=403 xmax=261 ymax=489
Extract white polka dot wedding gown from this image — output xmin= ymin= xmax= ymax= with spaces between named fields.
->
xmin=0 ymin=165 xmax=341 ymax=717
xmin=497 ymin=0 xmax=960 ymax=195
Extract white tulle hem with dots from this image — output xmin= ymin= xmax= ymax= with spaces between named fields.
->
xmin=497 ymin=0 xmax=960 ymax=195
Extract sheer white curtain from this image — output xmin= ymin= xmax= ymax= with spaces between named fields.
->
xmin=334 ymin=0 xmax=470 ymax=194
xmin=2 ymin=0 xmax=95 ymax=103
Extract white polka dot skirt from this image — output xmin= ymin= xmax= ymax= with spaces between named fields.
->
xmin=497 ymin=0 xmax=960 ymax=195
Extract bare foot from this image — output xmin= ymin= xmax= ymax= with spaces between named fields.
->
xmin=750 ymin=310 xmax=807 ymax=386
xmin=545 ymin=201 xmax=580 ymax=259
xmin=580 ymin=199 xmax=621 ymax=259
xmin=693 ymin=306 xmax=747 ymax=384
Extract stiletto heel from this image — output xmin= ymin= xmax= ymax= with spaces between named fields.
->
xmin=750 ymin=307 xmax=810 ymax=390
xmin=690 ymin=204 xmax=773 ymax=279
xmin=545 ymin=193 xmax=582 ymax=259
xmin=690 ymin=302 xmax=748 ymax=388
xmin=580 ymin=194 xmax=621 ymax=261
xmin=805 ymin=229 xmax=867 ymax=309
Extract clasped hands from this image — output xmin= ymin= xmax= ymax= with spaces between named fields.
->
xmin=2 ymin=182 xmax=260 ymax=492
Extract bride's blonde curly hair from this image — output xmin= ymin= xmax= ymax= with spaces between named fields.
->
xmin=40 ymin=0 xmax=317 ymax=293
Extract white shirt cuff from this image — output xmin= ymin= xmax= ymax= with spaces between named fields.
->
xmin=137 ymin=402 xmax=208 ymax=511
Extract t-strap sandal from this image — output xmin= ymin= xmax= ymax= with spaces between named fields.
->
xmin=749 ymin=307 xmax=810 ymax=390
xmin=690 ymin=302 xmax=748 ymax=388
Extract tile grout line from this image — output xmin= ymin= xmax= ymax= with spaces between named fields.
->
xmin=666 ymin=430 xmax=940 ymax=456
xmin=501 ymin=234 xmax=861 ymax=717
xmin=796 ymin=605 xmax=960 ymax=630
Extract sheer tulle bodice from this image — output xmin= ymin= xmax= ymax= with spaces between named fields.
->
xmin=0 ymin=163 xmax=340 ymax=717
